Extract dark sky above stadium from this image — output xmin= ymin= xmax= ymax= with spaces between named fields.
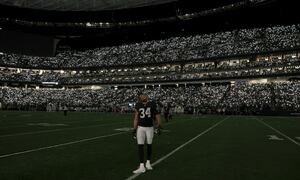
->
xmin=0 ymin=0 xmax=177 ymax=11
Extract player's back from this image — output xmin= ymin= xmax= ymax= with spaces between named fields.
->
xmin=135 ymin=101 xmax=157 ymax=127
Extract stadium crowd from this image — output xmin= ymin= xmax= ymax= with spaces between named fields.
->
xmin=0 ymin=24 xmax=299 ymax=115
xmin=273 ymin=81 xmax=300 ymax=111
xmin=1 ymin=81 xmax=300 ymax=114
xmin=0 ymin=52 xmax=299 ymax=84
xmin=0 ymin=24 xmax=299 ymax=69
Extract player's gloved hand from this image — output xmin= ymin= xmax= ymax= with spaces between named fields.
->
xmin=132 ymin=128 xmax=137 ymax=139
xmin=155 ymin=125 xmax=162 ymax=135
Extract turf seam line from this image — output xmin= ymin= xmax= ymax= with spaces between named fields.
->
xmin=125 ymin=116 xmax=229 ymax=180
xmin=256 ymin=118 xmax=300 ymax=147
xmin=0 ymin=132 xmax=127 ymax=159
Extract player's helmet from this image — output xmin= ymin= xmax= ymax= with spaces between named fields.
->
xmin=139 ymin=94 xmax=149 ymax=103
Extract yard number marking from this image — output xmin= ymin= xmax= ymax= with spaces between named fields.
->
xmin=268 ymin=135 xmax=284 ymax=141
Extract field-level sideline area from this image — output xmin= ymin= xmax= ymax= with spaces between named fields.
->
xmin=0 ymin=111 xmax=300 ymax=180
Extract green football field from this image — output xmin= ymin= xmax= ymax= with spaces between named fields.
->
xmin=0 ymin=111 xmax=299 ymax=180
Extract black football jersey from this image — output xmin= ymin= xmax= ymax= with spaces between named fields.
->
xmin=135 ymin=101 xmax=159 ymax=127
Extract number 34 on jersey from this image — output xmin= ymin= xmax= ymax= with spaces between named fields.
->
xmin=139 ymin=107 xmax=151 ymax=118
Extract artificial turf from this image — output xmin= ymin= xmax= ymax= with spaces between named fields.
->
xmin=0 ymin=111 xmax=299 ymax=180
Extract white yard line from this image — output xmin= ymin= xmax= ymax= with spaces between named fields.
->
xmin=0 ymin=132 xmax=127 ymax=159
xmin=0 ymin=116 xmax=193 ymax=158
xmin=125 ymin=116 xmax=229 ymax=180
xmin=0 ymin=121 xmax=129 ymax=138
xmin=256 ymin=118 xmax=300 ymax=147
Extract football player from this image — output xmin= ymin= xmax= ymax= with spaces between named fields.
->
xmin=132 ymin=94 xmax=161 ymax=174
xmin=63 ymin=105 xmax=68 ymax=116
xmin=163 ymin=102 xmax=171 ymax=122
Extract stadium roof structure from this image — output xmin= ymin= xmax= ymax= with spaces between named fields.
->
xmin=0 ymin=0 xmax=178 ymax=11
xmin=0 ymin=0 xmax=299 ymax=55
xmin=0 ymin=0 xmax=285 ymax=30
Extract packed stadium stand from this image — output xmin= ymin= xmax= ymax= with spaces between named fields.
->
xmin=0 ymin=0 xmax=299 ymax=115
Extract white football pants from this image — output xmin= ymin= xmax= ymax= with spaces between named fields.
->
xmin=137 ymin=126 xmax=154 ymax=145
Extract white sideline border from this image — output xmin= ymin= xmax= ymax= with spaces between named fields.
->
xmin=255 ymin=118 xmax=300 ymax=147
xmin=125 ymin=116 xmax=229 ymax=180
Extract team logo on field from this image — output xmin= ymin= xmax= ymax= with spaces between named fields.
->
xmin=267 ymin=135 xmax=283 ymax=141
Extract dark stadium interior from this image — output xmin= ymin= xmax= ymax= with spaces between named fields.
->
xmin=1 ymin=1 xmax=300 ymax=180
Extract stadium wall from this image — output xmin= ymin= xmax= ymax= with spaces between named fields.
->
xmin=0 ymin=30 xmax=59 ymax=57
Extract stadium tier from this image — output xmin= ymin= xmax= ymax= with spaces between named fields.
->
xmin=0 ymin=24 xmax=300 ymax=115
xmin=0 ymin=24 xmax=299 ymax=85
xmin=1 ymin=24 xmax=299 ymax=69
xmin=1 ymin=81 xmax=300 ymax=115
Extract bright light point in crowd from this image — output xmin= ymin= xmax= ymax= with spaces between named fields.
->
xmin=91 ymin=86 xmax=102 ymax=90
xmin=0 ymin=52 xmax=3 ymax=55
xmin=86 ymin=22 xmax=92 ymax=27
